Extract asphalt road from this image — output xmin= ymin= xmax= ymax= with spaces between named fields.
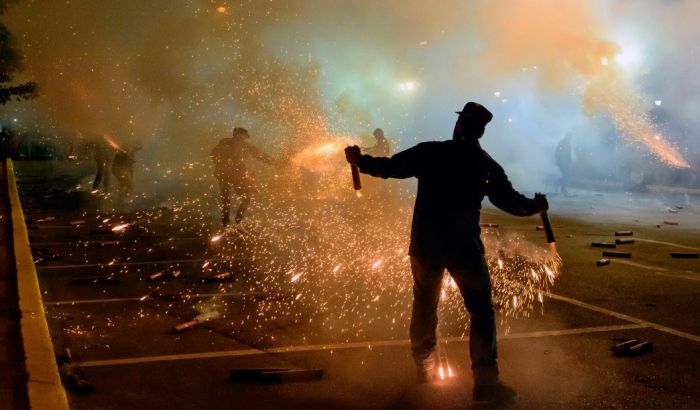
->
xmin=15 ymin=162 xmax=700 ymax=410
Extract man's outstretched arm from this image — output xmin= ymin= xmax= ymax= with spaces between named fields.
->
xmin=345 ymin=144 xmax=423 ymax=179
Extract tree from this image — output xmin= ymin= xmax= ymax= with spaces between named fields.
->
xmin=0 ymin=0 xmax=36 ymax=105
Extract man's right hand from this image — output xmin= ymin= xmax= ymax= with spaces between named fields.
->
xmin=345 ymin=145 xmax=361 ymax=165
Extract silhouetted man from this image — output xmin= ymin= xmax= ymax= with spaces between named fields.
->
xmin=555 ymin=133 xmax=573 ymax=194
xmin=345 ymin=102 xmax=547 ymax=403
xmin=112 ymin=144 xmax=142 ymax=203
xmin=364 ymin=128 xmax=391 ymax=157
xmin=92 ymin=137 xmax=112 ymax=194
xmin=211 ymin=127 xmax=275 ymax=226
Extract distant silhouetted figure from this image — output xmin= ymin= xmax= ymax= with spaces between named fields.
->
xmin=555 ymin=134 xmax=573 ymax=194
xmin=364 ymin=128 xmax=392 ymax=157
xmin=211 ymin=127 xmax=275 ymax=226
xmin=92 ymin=137 xmax=112 ymax=193
xmin=112 ymin=145 xmax=141 ymax=203
xmin=345 ymin=102 xmax=547 ymax=403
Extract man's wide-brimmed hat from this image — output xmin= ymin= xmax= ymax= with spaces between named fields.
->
xmin=456 ymin=102 xmax=493 ymax=127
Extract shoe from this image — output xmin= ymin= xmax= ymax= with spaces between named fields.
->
xmin=416 ymin=353 xmax=437 ymax=384
xmin=473 ymin=381 xmax=517 ymax=402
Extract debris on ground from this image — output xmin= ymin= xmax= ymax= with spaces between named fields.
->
xmin=615 ymin=238 xmax=635 ymax=245
xmin=203 ymin=272 xmax=233 ymax=283
xmin=670 ymin=252 xmax=699 ymax=259
xmin=663 ymin=220 xmax=679 ymax=226
xmin=172 ymin=319 xmax=199 ymax=333
xmin=612 ymin=339 xmax=653 ymax=357
xmin=615 ymin=231 xmax=633 ymax=236
xmin=592 ymin=242 xmax=616 ymax=248
xmin=603 ymin=251 xmax=631 ymax=258
xmin=596 ymin=258 xmax=610 ymax=266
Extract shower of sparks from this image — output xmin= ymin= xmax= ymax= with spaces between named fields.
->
xmin=54 ymin=133 xmax=563 ymax=348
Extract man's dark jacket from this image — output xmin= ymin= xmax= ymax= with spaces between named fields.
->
xmin=357 ymin=139 xmax=538 ymax=261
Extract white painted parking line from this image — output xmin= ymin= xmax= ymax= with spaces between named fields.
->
xmin=654 ymin=271 xmax=700 ymax=282
xmin=610 ymin=259 xmax=700 ymax=282
xmin=44 ymin=291 xmax=272 ymax=306
xmin=29 ymin=236 xmax=207 ymax=247
xmin=635 ymin=238 xmax=700 ymax=251
xmin=35 ymin=258 xmax=253 ymax=270
xmin=612 ymin=259 xmax=668 ymax=271
xmin=550 ymin=293 xmax=700 ymax=343
xmin=71 ymin=323 xmax=648 ymax=368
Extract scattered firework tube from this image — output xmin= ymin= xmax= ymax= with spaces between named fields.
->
xmin=172 ymin=319 xmax=199 ymax=333
xmin=596 ymin=259 xmax=611 ymax=266
xmin=536 ymin=225 xmax=544 ymax=231
xmin=592 ymin=242 xmax=616 ymax=248
xmin=99 ymin=240 xmax=120 ymax=246
xmin=229 ymin=368 xmax=290 ymax=382
xmin=628 ymin=341 xmax=653 ymax=356
xmin=259 ymin=369 xmax=324 ymax=383
xmin=611 ymin=338 xmax=639 ymax=356
xmin=539 ymin=211 xmax=555 ymax=244
xmin=350 ymin=164 xmax=362 ymax=190
xmin=663 ymin=220 xmax=679 ymax=226
xmin=148 ymin=272 xmax=164 ymax=281
xmin=615 ymin=231 xmax=633 ymax=236
xmin=204 ymin=272 xmax=233 ymax=283
xmin=480 ymin=223 xmax=499 ymax=228
xmin=615 ymin=238 xmax=635 ymax=245
xmin=534 ymin=193 xmax=555 ymax=243
xmin=602 ymin=251 xmax=631 ymax=258
xmin=670 ymin=252 xmax=699 ymax=259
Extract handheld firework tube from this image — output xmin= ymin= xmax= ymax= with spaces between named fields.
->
xmin=351 ymin=164 xmax=361 ymax=190
xmin=535 ymin=193 xmax=555 ymax=244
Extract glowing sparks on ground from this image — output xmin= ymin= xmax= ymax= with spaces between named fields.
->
xmin=111 ymin=223 xmax=129 ymax=232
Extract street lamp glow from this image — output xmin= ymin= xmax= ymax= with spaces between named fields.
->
xmin=398 ymin=81 xmax=416 ymax=92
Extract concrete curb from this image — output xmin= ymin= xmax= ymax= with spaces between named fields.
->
xmin=6 ymin=159 xmax=70 ymax=410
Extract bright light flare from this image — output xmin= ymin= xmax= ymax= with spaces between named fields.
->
xmin=216 ymin=6 xmax=227 ymax=13
xmin=398 ymin=81 xmax=416 ymax=92
xmin=210 ymin=233 xmax=224 ymax=243
xmin=102 ymin=134 xmax=124 ymax=152
xmin=292 ymin=140 xmax=346 ymax=172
